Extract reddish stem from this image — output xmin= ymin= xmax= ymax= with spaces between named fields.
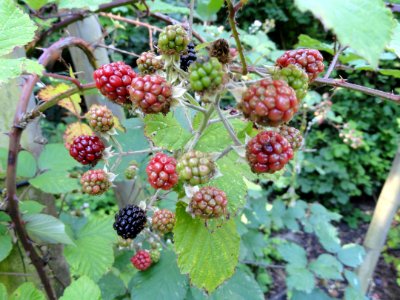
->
xmin=6 ymin=37 xmax=96 ymax=300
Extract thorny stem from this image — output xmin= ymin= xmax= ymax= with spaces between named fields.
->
xmin=215 ymin=145 xmax=233 ymax=161
xmin=120 ymin=147 xmax=163 ymax=156
xmin=225 ymin=0 xmax=248 ymax=75
xmin=43 ymin=72 xmax=83 ymax=88
xmin=4 ymin=37 xmax=92 ymax=300
xmin=208 ymin=112 xmax=242 ymax=125
xmin=231 ymin=65 xmax=400 ymax=105
xmin=324 ymin=45 xmax=346 ymax=79
xmin=109 ymin=135 xmax=124 ymax=172
xmin=95 ymin=43 xmax=140 ymax=57
xmin=214 ymin=99 xmax=242 ymax=146
xmin=99 ymin=12 xmax=163 ymax=33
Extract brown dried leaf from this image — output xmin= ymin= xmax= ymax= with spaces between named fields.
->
xmin=38 ymin=83 xmax=81 ymax=116
xmin=63 ymin=122 xmax=93 ymax=149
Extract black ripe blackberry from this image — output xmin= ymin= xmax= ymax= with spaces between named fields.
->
xmin=180 ymin=42 xmax=197 ymax=71
xmin=113 ymin=205 xmax=147 ymax=239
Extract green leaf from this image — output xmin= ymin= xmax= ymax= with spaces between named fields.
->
xmin=292 ymin=288 xmax=334 ymax=300
xmin=29 ymin=170 xmax=79 ymax=194
xmin=0 ymin=234 xmax=12 ymax=262
xmin=64 ymin=217 xmax=117 ymax=282
xmin=294 ymin=0 xmax=394 ymax=68
xmin=0 ymin=0 xmax=37 ymax=56
xmin=144 ymin=112 xmax=191 ymax=151
xmin=0 ymin=58 xmax=43 ymax=84
xmin=23 ymin=0 xmax=50 ymax=10
xmin=98 ymin=272 xmax=126 ymax=300
xmin=296 ymin=34 xmax=334 ymax=54
xmin=24 ymin=214 xmax=74 ymax=245
xmin=174 ymin=203 xmax=240 ymax=292
xmin=344 ymin=270 xmax=361 ymax=288
xmin=147 ymin=0 xmax=190 ymax=14
xmin=0 ymin=211 xmax=11 ymax=222
xmin=16 ymin=151 xmax=37 ymax=178
xmin=104 ymin=118 xmax=149 ymax=176
xmin=388 ymin=21 xmax=400 ymax=58
xmin=344 ymin=287 xmax=365 ymax=300
xmin=197 ymin=0 xmax=224 ymax=21
xmin=129 ymin=250 xmax=188 ymax=300
xmin=58 ymin=0 xmax=110 ymax=10
xmin=19 ymin=201 xmax=45 ymax=215
xmin=277 ymin=242 xmax=307 ymax=267
xmin=9 ymin=282 xmax=45 ymax=300
xmin=314 ymin=224 xmax=341 ymax=253
xmin=60 ymin=276 xmax=101 ymax=300
xmin=286 ymin=265 xmax=315 ymax=293
xmin=208 ymin=152 xmax=254 ymax=214
xmin=209 ymin=269 xmax=264 ymax=300
xmin=337 ymin=244 xmax=365 ymax=267
xmin=309 ymin=254 xmax=343 ymax=280
xmin=195 ymin=119 xmax=251 ymax=152
xmin=0 ymin=283 xmax=7 ymax=300
xmin=38 ymin=144 xmax=80 ymax=171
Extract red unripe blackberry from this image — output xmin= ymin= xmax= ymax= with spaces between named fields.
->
xmin=113 ymin=205 xmax=147 ymax=240
xmin=239 ymin=79 xmax=299 ymax=127
xmin=278 ymin=125 xmax=303 ymax=151
xmin=146 ymin=153 xmax=178 ymax=190
xmin=137 ymin=51 xmax=164 ymax=74
xmin=131 ymin=250 xmax=152 ymax=271
xmin=69 ymin=135 xmax=105 ymax=166
xmin=93 ymin=61 xmax=136 ymax=105
xmin=86 ymin=105 xmax=114 ymax=133
xmin=152 ymin=209 xmax=176 ymax=234
xmin=80 ymin=169 xmax=111 ymax=195
xmin=129 ymin=75 xmax=173 ymax=114
xmin=246 ymin=131 xmax=294 ymax=174
xmin=189 ymin=187 xmax=228 ymax=219
xmin=276 ymin=49 xmax=324 ymax=82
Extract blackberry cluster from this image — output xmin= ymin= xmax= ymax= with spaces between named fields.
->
xmin=176 ymin=150 xmax=216 ymax=185
xmin=189 ymin=186 xmax=228 ymax=219
xmin=180 ymin=42 xmax=197 ymax=71
xmin=152 ymin=209 xmax=176 ymax=234
xmin=93 ymin=61 xmax=136 ymax=105
xmin=239 ymin=78 xmax=299 ymax=127
xmin=69 ymin=135 xmax=105 ymax=166
xmin=246 ymin=131 xmax=294 ymax=174
xmin=86 ymin=105 xmax=114 ymax=133
xmin=131 ymin=250 xmax=152 ymax=271
xmin=279 ymin=125 xmax=303 ymax=151
xmin=80 ymin=169 xmax=110 ymax=195
xmin=188 ymin=57 xmax=224 ymax=93
xmin=113 ymin=205 xmax=147 ymax=239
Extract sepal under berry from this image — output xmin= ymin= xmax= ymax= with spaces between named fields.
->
xmin=176 ymin=151 xmax=216 ymax=185
xmin=113 ymin=205 xmax=147 ymax=239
